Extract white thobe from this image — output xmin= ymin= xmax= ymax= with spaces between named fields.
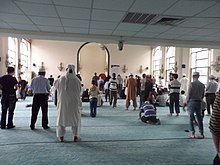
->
xmin=180 ymin=77 xmax=188 ymax=94
xmin=54 ymin=73 xmax=81 ymax=137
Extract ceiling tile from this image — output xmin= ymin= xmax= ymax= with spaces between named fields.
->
xmin=15 ymin=1 xmax=57 ymax=17
xmin=164 ymin=0 xmax=216 ymax=17
xmin=89 ymin=29 xmax=113 ymax=35
xmin=197 ymin=3 xmax=220 ymax=17
xmin=130 ymin=0 xmax=177 ymax=14
xmin=30 ymin=16 xmax=62 ymax=26
xmin=92 ymin=9 xmax=125 ymax=22
xmin=196 ymin=36 xmax=216 ymax=42
xmin=64 ymin=27 xmax=88 ymax=34
xmin=0 ymin=0 xmax=23 ymax=14
xmin=141 ymin=25 xmax=171 ymax=33
xmin=56 ymin=6 xmax=90 ymax=19
xmin=61 ymin=18 xmax=89 ymax=28
xmin=135 ymin=32 xmax=159 ymax=38
xmin=9 ymin=23 xmax=39 ymax=31
xmin=178 ymin=35 xmax=200 ymax=41
xmin=112 ymin=30 xmax=137 ymax=36
xmin=38 ymin=25 xmax=64 ymax=32
xmin=165 ymin=27 xmax=196 ymax=35
xmin=53 ymin=0 xmax=92 ymax=8
xmin=0 ymin=21 xmax=12 ymax=28
xmin=90 ymin=21 xmax=118 ymax=29
xmin=116 ymin=23 xmax=145 ymax=31
xmin=210 ymin=31 xmax=220 ymax=37
xmin=204 ymin=20 xmax=220 ymax=29
xmin=15 ymin=0 xmax=52 ymax=4
xmin=180 ymin=17 xmax=219 ymax=28
xmin=189 ymin=28 xmax=220 ymax=36
xmin=0 ymin=13 xmax=33 ymax=24
xmin=93 ymin=0 xmax=133 ymax=11
xmin=156 ymin=33 xmax=180 ymax=39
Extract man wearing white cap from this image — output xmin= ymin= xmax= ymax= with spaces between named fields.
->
xmin=180 ymin=74 xmax=188 ymax=94
xmin=186 ymin=72 xmax=205 ymax=139
xmin=205 ymin=75 xmax=218 ymax=116
xmin=54 ymin=64 xmax=81 ymax=142
xmin=29 ymin=67 xmax=51 ymax=130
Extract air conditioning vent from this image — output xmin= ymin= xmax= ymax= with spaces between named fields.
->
xmin=122 ymin=12 xmax=157 ymax=25
xmin=154 ymin=17 xmax=184 ymax=26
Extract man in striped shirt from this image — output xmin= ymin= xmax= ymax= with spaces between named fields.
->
xmin=168 ymin=73 xmax=181 ymax=116
xmin=139 ymin=101 xmax=160 ymax=125
xmin=109 ymin=73 xmax=118 ymax=108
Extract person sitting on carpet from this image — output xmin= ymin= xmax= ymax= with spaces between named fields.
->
xmin=81 ymin=88 xmax=89 ymax=102
xmin=139 ymin=101 xmax=160 ymax=125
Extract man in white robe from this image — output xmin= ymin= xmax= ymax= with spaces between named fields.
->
xmin=180 ymin=74 xmax=188 ymax=95
xmin=54 ymin=64 xmax=81 ymax=142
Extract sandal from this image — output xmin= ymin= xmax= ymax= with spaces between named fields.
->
xmin=188 ymin=134 xmax=195 ymax=139
xmin=197 ymin=134 xmax=205 ymax=139
xmin=58 ymin=136 xmax=64 ymax=142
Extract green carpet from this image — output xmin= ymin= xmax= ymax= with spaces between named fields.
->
xmin=0 ymin=96 xmax=215 ymax=165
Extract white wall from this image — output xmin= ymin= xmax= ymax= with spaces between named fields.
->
xmin=107 ymin=44 xmax=151 ymax=78
xmin=31 ymin=40 xmax=82 ymax=79
xmin=0 ymin=37 xmax=8 ymax=75
xmin=31 ymin=40 xmax=152 ymax=88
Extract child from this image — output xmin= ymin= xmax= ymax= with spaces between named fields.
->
xmin=139 ymin=101 xmax=160 ymax=125
xmin=89 ymin=80 xmax=100 ymax=117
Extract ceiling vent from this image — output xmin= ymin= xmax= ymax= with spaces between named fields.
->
xmin=122 ymin=12 xmax=157 ymax=25
xmin=154 ymin=17 xmax=184 ymax=26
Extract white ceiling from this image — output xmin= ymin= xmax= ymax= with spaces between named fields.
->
xmin=0 ymin=0 xmax=220 ymax=48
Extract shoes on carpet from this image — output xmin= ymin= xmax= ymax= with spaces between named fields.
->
xmin=7 ymin=125 xmax=15 ymax=129
xmin=74 ymin=136 xmax=81 ymax=142
xmin=30 ymin=125 xmax=35 ymax=130
xmin=1 ymin=127 xmax=6 ymax=129
xmin=58 ymin=136 xmax=64 ymax=142
xmin=197 ymin=134 xmax=205 ymax=139
xmin=43 ymin=126 xmax=50 ymax=129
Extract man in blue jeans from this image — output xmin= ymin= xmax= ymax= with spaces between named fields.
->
xmin=89 ymin=80 xmax=99 ymax=117
xmin=0 ymin=67 xmax=18 ymax=129
xmin=186 ymin=72 xmax=205 ymax=139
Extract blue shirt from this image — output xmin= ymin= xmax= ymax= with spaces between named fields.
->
xmin=30 ymin=75 xmax=51 ymax=94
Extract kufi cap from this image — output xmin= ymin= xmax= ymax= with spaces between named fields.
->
xmin=67 ymin=64 xmax=75 ymax=71
xmin=39 ymin=67 xmax=45 ymax=72
xmin=193 ymin=72 xmax=199 ymax=76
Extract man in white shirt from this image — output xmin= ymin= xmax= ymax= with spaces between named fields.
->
xmin=205 ymin=75 xmax=218 ymax=115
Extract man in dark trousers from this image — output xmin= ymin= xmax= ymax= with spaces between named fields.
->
xmin=0 ymin=66 xmax=18 ymax=129
xmin=29 ymin=67 xmax=51 ymax=130
xmin=48 ymin=75 xmax=54 ymax=87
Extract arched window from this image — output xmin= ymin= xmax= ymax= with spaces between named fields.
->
xmin=165 ymin=47 xmax=175 ymax=82
xmin=8 ymin=37 xmax=17 ymax=66
xmin=190 ymin=48 xmax=211 ymax=85
xmin=152 ymin=46 xmax=162 ymax=79
xmin=20 ymin=39 xmax=30 ymax=68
